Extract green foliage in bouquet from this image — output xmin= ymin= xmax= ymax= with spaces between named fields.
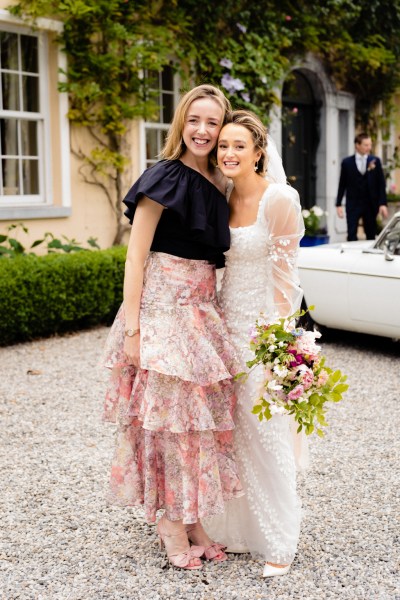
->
xmin=236 ymin=307 xmax=348 ymax=437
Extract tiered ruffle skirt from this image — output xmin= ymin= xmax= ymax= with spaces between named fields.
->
xmin=103 ymin=252 xmax=244 ymax=524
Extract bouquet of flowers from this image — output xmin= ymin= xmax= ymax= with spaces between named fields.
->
xmin=237 ymin=307 xmax=348 ymax=437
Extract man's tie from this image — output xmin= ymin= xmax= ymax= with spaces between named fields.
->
xmin=361 ymin=156 xmax=367 ymax=174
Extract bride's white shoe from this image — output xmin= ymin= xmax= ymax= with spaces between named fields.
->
xmin=262 ymin=563 xmax=291 ymax=578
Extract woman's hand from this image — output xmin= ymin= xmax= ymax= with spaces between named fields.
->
xmin=124 ymin=334 xmax=140 ymax=368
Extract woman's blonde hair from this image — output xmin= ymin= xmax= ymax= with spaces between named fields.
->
xmin=223 ymin=110 xmax=268 ymax=176
xmin=160 ymin=84 xmax=231 ymax=161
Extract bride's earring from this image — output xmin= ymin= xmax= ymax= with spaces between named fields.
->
xmin=254 ymin=161 xmax=259 ymax=172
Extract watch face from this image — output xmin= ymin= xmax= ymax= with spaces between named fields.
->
xmin=126 ymin=329 xmax=134 ymax=336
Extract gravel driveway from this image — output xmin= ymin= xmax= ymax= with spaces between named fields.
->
xmin=1 ymin=327 xmax=399 ymax=600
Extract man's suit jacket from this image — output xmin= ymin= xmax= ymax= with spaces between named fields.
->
xmin=336 ymin=154 xmax=387 ymax=215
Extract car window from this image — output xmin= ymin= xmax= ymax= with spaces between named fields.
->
xmin=375 ymin=217 xmax=400 ymax=255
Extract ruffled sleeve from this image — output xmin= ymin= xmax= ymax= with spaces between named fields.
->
xmin=123 ymin=160 xmax=228 ymax=241
xmin=261 ymin=184 xmax=305 ymax=318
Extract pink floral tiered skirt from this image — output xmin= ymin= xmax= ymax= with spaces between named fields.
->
xmin=103 ymin=252 xmax=244 ymax=524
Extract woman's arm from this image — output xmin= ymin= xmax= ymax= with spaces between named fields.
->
xmin=123 ymin=196 xmax=164 ymax=366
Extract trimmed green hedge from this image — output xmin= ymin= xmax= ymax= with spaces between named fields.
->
xmin=0 ymin=246 xmax=126 ymax=346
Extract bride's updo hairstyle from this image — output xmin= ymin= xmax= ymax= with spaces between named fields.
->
xmin=160 ymin=84 xmax=231 ymax=161
xmin=224 ymin=110 xmax=268 ymax=176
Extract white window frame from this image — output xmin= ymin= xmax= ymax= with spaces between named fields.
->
xmin=139 ymin=68 xmax=179 ymax=173
xmin=0 ymin=10 xmax=70 ymax=220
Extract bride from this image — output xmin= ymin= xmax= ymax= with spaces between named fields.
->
xmin=205 ymin=110 xmax=306 ymax=577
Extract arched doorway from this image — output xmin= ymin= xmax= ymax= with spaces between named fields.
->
xmin=282 ymin=70 xmax=320 ymax=208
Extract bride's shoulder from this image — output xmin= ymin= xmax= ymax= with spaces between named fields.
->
xmin=264 ymin=183 xmax=300 ymax=206
xmin=261 ymin=184 xmax=301 ymax=225
xmin=266 ymin=182 xmax=299 ymax=197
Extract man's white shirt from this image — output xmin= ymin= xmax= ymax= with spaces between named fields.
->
xmin=355 ymin=152 xmax=368 ymax=174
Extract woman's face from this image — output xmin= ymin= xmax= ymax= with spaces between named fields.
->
xmin=217 ymin=123 xmax=261 ymax=178
xmin=182 ymin=97 xmax=224 ymax=158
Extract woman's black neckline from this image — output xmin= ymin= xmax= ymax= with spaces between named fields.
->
xmin=173 ymin=159 xmax=226 ymax=199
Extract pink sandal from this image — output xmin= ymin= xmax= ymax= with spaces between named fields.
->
xmin=157 ymin=519 xmax=204 ymax=570
xmin=186 ymin=525 xmax=228 ymax=563
xmin=202 ymin=542 xmax=228 ymax=563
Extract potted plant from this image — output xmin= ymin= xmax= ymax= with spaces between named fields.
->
xmin=300 ymin=206 xmax=329 ymax=247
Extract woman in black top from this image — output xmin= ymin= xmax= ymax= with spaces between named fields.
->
xmin=103 ymin=85 xmax=243 ymax=570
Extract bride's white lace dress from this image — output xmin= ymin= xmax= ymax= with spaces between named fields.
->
xmin=205 ymin=183 xmax=306 ymax=565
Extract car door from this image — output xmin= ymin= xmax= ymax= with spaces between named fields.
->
xmin=348 ymin=217 xmax=400 ymax=337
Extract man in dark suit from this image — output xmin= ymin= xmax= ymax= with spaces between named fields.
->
xmin=336 ymin=133 xmax=388 ymax=241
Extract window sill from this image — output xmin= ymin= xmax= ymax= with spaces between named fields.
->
xmin=0 ymin=206 xmax=71 ymax=221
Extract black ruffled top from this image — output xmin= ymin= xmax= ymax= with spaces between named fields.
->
xmin=123 ymin=160 xmax=230 ymax=268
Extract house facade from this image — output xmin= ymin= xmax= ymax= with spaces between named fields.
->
xmin=0 ymin=5 xmax=398 ymax=248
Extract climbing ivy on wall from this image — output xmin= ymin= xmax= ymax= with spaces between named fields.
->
xmin=11 ymin=0 xmax=400 ymax=242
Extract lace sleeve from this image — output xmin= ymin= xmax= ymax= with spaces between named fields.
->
xmin=263 ymin=184 xmax=305 ymax=318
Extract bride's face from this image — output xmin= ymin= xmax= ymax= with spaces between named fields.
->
xmin=217 ymin=123 xmax=261 ymax=178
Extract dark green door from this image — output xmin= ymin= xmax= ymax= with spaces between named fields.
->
xmin=281 ymin=71 xmax=319 ymax=209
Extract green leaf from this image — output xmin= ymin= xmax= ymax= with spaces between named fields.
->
xmin=334 ymin=383 xmax=349 ymax=394
xmin=263 ymin=406 xmax=272 ymax=420
xmin=9 ymin=238 xmax=25 ymax=253
xmin=252 ymin=405 xmax=262 ymax=414
xmin=30 ymin=239 xmax=44 ymax=248
xmin=309 ymin=393 xmax=321 ymax=406
xmin=234 ymin=372 xmax=246 ymax=381
xmin=325 ymin=392 xmax=341 ymax=402
xmin=47 ymin=239 xmax=63 ymax=249
xmin=87 ymin=237 xmax=100 ymax=248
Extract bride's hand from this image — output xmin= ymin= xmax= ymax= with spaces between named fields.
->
xmin=124 ymin=335 xmax=140 ymax=368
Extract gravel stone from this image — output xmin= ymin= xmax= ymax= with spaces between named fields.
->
xmin=0 ymin=327 xmax=399 ymax=599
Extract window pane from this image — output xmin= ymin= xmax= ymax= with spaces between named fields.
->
xmin=21 ymin=35 xmax=38 ymax=73
xmin=161 ymin=67 xmax=174 ymax=91
xmin=2 ymin=158 xmax=20 ymax=194
xmin=0 ymin=118 xmax=18 ymax=156
xmin=161 ymin=92 xmax=174 ymax=123
xmin=146 ymin=129 xmax=158 ymax=161
xmin=2 ymin=73 xmax=20 ymax=111
xmin=146 ymin=101 xmax=161 ymax=124
xmin=21 ymin=120 xmax=38 ymax=156
xmin=23 ymin=159 xmax=39 ymax=194
xmin=0 ymin=32 xmax=19 ymax=71
xmin=146 ymin=70 xmax=160 ymax=89
xmin=22 ymin=75 xmax=39 ymax=112
xmin=22 ymin=160 xmax=39 ymax=194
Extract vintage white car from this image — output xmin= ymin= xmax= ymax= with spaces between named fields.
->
xmin=298 ymin=211 xmax=400 ymax=340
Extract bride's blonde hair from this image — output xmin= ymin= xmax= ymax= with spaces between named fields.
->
xmin=160 ymin=84 xmax=231 ymax=161
xmin=223 ymin=110 xmax=268 ymax=176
